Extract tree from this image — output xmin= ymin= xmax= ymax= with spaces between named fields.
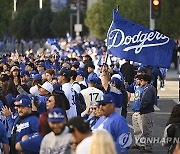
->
xmin=50 ymin=9 xmax=70 ymax=38
xmin=31 ymin=7 xmax=53 ymax=39
xmin=85 ymin=0 xmax=179 ymax=40
xmin=10 ymin=0 xmax=39 ymax=39
xmin=0 ymin=0 xmax=13 ymax=39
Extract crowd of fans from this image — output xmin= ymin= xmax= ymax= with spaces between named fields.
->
xmin=0 ymin=39 xmax=179 ymax=154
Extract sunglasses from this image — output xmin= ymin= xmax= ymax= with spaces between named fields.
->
xmin=91 ymin=107 xmax=97 ymax=110
xmin=98 ymin=102 xmax=109 ymax=107
xmin=70 ymin=142 xmax=78 ymax=146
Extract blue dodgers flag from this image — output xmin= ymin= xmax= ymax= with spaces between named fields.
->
xmin=107 ymin=10 xmax=175 ymax=68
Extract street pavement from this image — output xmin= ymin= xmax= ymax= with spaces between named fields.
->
xmin=127 ymin=68 xmax=179 ymax=154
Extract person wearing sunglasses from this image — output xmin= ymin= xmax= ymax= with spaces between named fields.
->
xmin=83 ymin=102 xmax=101 ymax=129
xmin=93 ymin=94 xmax=131 ymax=154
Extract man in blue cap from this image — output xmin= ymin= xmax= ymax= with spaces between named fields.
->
xmin=93 ymin=94 xmax=132 ymax=154
xmin=40 ymin=108 xmax=71 ymax=154
xmin=36 ymin=62 xmax=46 ymax=75
xmin=10 ymin=98 xmax=38 ymax=154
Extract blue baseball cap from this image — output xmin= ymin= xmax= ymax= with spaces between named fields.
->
xmin=111 ymin=77 xmax=122 ymax=86
xmin=14 ymin=94 xmax=30 ymax=101
xmin=88 ymin=73 xmax=97 ymax=83
xmin=15 ymin=98 xmax=32 ymax=108
xmin=97 ymin=94 xmax=114 ymax=104
xmin=137 ymin=67 xmax=147 ymax=73
xmin=77 ymin=70 xmax=85 ymax=77
xmin=94 ymin=77 xmax=101 ymax=85
xmin=37 ymin=62 xmax=45 ymax=68
xmin=20 ymin=70 xmax=29 ymax=77
xmin=58 ymin=68 xmax=70 ymax=78
xmin=32 ymin=74 xmax=42 ymax=81
xmin=48 ymin=108 xmax=65 ymax=123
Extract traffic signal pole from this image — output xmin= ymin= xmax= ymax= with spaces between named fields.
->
xmin=150 ymin=0 xmax=155 ymax=30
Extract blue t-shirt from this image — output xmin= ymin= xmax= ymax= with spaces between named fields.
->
xmin=20 ymin=133 xmax=43 ymax=154
xmin=13 ymin=115 xmax=39 ymax=144
xmin=132 ymin=86 xmax=144 ymax=112
xmin=93 ymin=112 xmax=131 ymax=153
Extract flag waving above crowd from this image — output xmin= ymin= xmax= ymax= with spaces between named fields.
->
xmin=107 ymin=9 xmax=175 ymax=68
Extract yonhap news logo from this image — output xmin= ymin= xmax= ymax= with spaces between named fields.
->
xmin=119 ymin=132 xmax=132 ymax=148
xmin=135 ymin=137 xmax=180 ymax=144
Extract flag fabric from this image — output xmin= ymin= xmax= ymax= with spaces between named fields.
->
xmin=107 ymin=9 xmax=175 ymax=68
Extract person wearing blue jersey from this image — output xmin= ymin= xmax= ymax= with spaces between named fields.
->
xmin=15 ymin=112 xmax=51 ymax=154
xmin=139 ymin=74 xmax=155 ymax=153
xmin=127 ymin=74 xmax=144 ymax=149
xmin=10 ymin=98 xmax=39 ymax=154
xmin=93 ymin=94 xmax=132 ymax=154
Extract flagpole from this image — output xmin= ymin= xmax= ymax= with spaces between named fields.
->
xmin=105 ymin=5 xmax=119 ymax=64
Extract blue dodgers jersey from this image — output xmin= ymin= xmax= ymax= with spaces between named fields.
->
xmin=132 ymin=86 xmax=144 ymax=112
xmin=93 ymin=112 xmax=131 ymax=153
xmin=14 ymin=116 xmax=39 ymax=143
xmin=20 ymin=134 xmax=43 ymax=154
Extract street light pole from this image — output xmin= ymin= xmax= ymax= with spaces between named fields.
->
xmin=39 ymin=0 xmax=42 ymax=9
xmin=14 ymin=0 xmax=17 ymax=12
xmin=77 ymin=0 xmax=80 ymax=24
xmin=150 ymin=0 xmax=155 ymax=30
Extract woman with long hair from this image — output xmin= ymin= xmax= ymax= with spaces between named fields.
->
xmin=89 ymin=130 xmax=116 ymax=154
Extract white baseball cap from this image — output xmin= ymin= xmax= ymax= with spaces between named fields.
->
xmin=40 ymin=81 xmax=53 ymax=94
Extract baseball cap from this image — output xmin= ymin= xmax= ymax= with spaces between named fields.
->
xmin=137 ymin=67 xmax=147 ymax=73
xmin=88 ymin=73 xmax=97 ymax=83
xmin=10 ymin=66 xmax=19 ymax=72
xmin=62 ymin=62 xmax=71 ymax=69
xmin=20 ymin=70 xmax=29 ymax=77
xmin=48 ymin=108 xmax=65 ymax=123
xmin=15 ymin=98 xmax=32 ymax=108
xmin=96 ymin=94 xmax=114 ymax=105
xmin=77 ymin=70 xmax=85 ymax=77
xmin=37 ymin=62 xmax=45 ymax=68
xmin=72 ymin=61 xmax=80 ymax=69
xmin=94 ymin=77 xmax=101 ymax=85
xmin=32 ymin=74 xmax=42 ymax=81
xmin=58 ymin=68 xmax=70 ymax=78
xmin=39 ymin=81 xmax=53 ymax=94
xmin=67 ymin=116 xmax=91 ymax=133
xmin=110 ymin=77 xmax=122 ymax=87
xmin=53 ymin=83 xmax=64 ymax=94
xmin=111 ymin=74 xmax=123 ymax=81
xmin=14 ymin=94 xmax=30 ymax=101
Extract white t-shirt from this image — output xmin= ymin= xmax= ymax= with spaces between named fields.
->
xmin=76 ymin=136 xmax=92 ymax=154
xmin=81 ymin=87 xmax=103 ymax=116
xmin=62 ymin=82 xmax=77 ymax=119
xmin=40 ymin=127 xmax=72 ymax=154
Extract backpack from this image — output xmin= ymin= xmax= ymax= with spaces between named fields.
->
xmin=74 ymin=91 xmax=86 ymax=116
xmin=72 ymin=82 xmax=86 ymax=115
